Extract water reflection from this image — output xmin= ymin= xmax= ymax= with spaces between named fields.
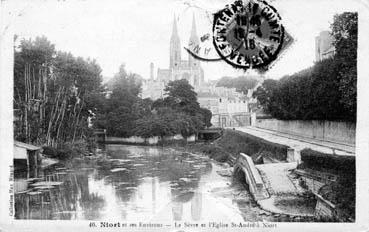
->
xmin=14 ymin=145 xmax=214 ymax=220
xmin=14 ymin=145 xmax=312 ymax=222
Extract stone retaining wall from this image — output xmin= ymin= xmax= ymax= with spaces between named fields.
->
xmin=314 ymin=193 xmax=336 ymax=219
xmin=106 ymin=134 xmax=196 ymax=145
xmin=254 ymin=119 xmax=355 ymax=145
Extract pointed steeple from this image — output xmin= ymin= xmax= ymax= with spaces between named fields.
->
xmin=190 ymin=13 xmax=197 ymax=38
xmin=170 ymin=14 xmax=181 ymax=69
xmin=171 ymin=14 xmax=179 ymax=39
xmin=188 ymin=13 xmax=199 ymax=46
xmin=188 ymin=13 xmax=200 ymax=69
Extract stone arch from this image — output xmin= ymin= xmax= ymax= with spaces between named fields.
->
xmin=233 ymin=166 xmax=247 ymax=184
xmin=233 ymin=165 xmax=253 ymax=196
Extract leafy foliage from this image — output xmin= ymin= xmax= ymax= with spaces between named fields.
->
xmin=92 ymin=64 xmax=143 ymax=137
xmin=331 ymin=12 xmax=357 ymax=117
xmin=300 ymin=148 xmax=355 ymax=220
xmin=252 ymin=12 xmax=357 ymax=122
xmin=14 ymin=36 xmax=103 ymax=147
xmin=132 ymin=79 xmax=212 ymax=138
xmin=94 ymin=74 xmax=212 ymax=138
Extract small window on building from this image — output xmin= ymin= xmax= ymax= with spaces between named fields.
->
xmin=219 ymin=98 xmax=222 ymax=102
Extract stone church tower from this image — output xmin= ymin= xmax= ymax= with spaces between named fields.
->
xmin=188 ymin=14 xmax=200 ymax=69
xmin=157 ymin=14 xmax=204 ymax=87
xmin=170 ymin=15 xmax=181 ymax=69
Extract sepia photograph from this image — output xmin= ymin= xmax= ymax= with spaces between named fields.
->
xmin=0 ymin=0 xmax=368 ymax=231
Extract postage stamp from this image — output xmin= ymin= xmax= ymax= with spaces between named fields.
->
xmin=185 ymin=0 xmax=293 ymax=72
xmin=212 ymin=0 xmax=285 ymax=71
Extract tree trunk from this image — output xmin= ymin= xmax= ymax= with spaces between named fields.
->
xmin=46 ymin=86 xmax=63 ymax=146
xmin=72 ymin=99 xmax=84 ymax=144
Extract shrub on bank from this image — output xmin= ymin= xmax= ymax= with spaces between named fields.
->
xmin=182 ymin=129 xmax=290 ymax=164
xmin=200 ymin=144 xmax=229 ymax=163
xmin=215 ymin=129 xmax=288 ymax=162
xmin=42 ymin=146 xmax=71 ymax=160
xmin=42 ymin=140 xmax=89 ymax=160
xmin=299 ymin=148 xmax=356 ymax=221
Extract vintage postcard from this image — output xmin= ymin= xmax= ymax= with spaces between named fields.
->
xmin=1 ymin=0 xmax=369 ymax=231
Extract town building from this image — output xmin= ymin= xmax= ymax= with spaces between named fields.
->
xmin=196 ymin=85 xmax=251 ymax=127
xmin=157 ymin=14 xmax=204 ymax=87
xmin=315 ymin=31 xmax=335 ymax=61
xmin=141 ymin=14 xmax=253 ymax=128
xmin=14 ymin=141 xmax=41 ymax=179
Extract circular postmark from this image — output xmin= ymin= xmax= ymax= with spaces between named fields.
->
xmin=212 ymin=0 xmax=284 ymax=70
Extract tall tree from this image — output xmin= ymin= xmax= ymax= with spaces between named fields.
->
xmin=93 ymin=64 xmax=143 ymax=137
xmin=331 ymin=12 xmax=357 ymax=119
xmin=164 ymin=79 xmax=199 ymax=115
xmin=14 ymin=36 xmax=55 ymax=143
xmin=252 ymin=79 xmax=279 ymax=114
xmin=46 ymin=52 xmax=103 ymax=146
xmin=252 ymin=12 xmax=357 ymax=122
xmin=14 ymin=36 xmax=103 ymax=146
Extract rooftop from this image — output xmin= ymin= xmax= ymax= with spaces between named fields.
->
xmin=14 ymin=141 xmax=41 ymax=151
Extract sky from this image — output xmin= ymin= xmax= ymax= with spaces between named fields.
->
xmin=4 ymin=0 xmax=362 ymax=82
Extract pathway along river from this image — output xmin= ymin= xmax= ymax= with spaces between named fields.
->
xmin=14 ymin=144 xmax=314 ymax=221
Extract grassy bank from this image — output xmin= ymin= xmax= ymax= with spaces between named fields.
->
xmin=171 ymin=129 xmax=289 ymax=164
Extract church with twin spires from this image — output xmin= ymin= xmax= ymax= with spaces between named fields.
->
xmin=155 ymin=14 xmax=204 ymax=87
xmin=141 ymin=14 xmax=251 ymax=128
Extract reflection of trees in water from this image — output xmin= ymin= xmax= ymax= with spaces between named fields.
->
xmin=170 ymin=190 xmax=204 ymax=221
xmin=80 ymin=193 xmax=105 ymax=219
xmin=102 ymin=146 xmax=212 ymax=221
xmin=72 ymin=172 xmax=105 ymax=220
xmin=100 ymin=146 xmax=213 ymax=205
xmin=14 ymin=168 xmax=105 ymax=220
xmin=160 ymin=153 xmax=210 ymax=221
xmin=46 ymin=171 xmax=106 ymax=220
xmin=15 ymin=145 xmax=216 ymax=220
xmin=191 ymin=191 xmax=202 ymax=220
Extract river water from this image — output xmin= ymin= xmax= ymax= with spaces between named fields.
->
xmin=14 ymin=144 xmax=311 ymax=222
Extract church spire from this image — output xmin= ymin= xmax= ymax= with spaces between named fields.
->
xmin=190 ymin=13 xmax=197 ymax=38
xmin=171 ymin=14 xmax=179 ymax=39
xmin=170 ymin=14 xmax=181 ymax=69
xmin=188 ymin=13 xmax=200 ymax=69
xmin=188 ymin=13 xmax=199 ymax=46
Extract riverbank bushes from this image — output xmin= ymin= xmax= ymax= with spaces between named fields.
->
xmin=176 ymin=129 xmax=289 ymax=163
xmin=14 ymin=36 xmax=103 ymax=147
xmin=94 ymin=75 xmax=212 ymax=139
xmin=299 ymin=148 xmax=355 ymax=220
xmin=215 ymin=130 xmax=288 ymax=162
xmin=42 ymin=140 xmax=89 ymax=160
